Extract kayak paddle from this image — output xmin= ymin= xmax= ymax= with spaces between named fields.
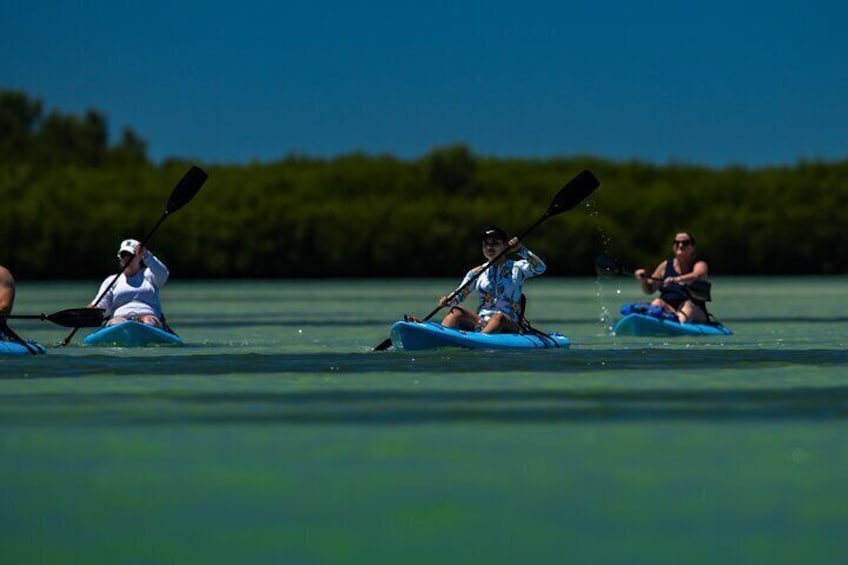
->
xmin=4 ymin=308 xmax=106 ymax=328
xmin=594 ymin=255 xmax=712 ymax=301
xmin=373 ymin=169 xmax=601 ymax=351
xmin=60 ymin=166 xmax=208 ymax=346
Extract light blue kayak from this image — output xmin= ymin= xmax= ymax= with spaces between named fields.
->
xmin=0 ymin=338 xmax=47 ymax=356
xmin=389 ymin=320 xmax=570 ymax=351
xmin=613 ymin=313 xmax=732 ymax=337
xmin=83 ymin=321 xmax=183 ymax=346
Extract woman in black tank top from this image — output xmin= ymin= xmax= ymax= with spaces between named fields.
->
xmin=633 ymin=232 xmax=710 ymax=324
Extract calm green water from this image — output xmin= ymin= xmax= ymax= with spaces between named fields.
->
xmin=2 ymin=278 xmax=847 ymax=564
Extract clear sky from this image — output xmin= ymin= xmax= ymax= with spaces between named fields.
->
xmin=3 ymin=0 xmax=846 ymax=167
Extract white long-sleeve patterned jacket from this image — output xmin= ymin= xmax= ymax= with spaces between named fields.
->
xmin=448 ymin=245 xmax=546 ymax=323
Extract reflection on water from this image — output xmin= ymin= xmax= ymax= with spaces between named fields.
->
xmin=141 ymin=314 xmax=848 ymax=328
xmin=3 ymin=347 xmax=848 ymax=378
xmin=3 ymin=344 xmax=848 ymax=426
xmin=2 ymin=384 xmax=847 ymax=426
xmin=4 ymin=278 xmax=848 ymax=427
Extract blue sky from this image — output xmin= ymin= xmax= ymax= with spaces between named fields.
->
xmin=3 ymin=0 xmax=846 ymax=167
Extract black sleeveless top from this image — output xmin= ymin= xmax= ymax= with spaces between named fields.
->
xmin=660 ymin=258 xmax=707 ymax=311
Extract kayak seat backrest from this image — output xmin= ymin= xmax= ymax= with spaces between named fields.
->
xmin=687 ymin=280 xmax=712 ymax=302
xmin=519 ymin=294 xmax=538 ymax=335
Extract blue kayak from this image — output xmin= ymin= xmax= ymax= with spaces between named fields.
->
xmin=613 ymin=313 xmax=732 ymax=337
xmin=389 ymin=320 xmax=570 ymax=351
xmin=0 ymin=338 xmax=47 ymax=356
xmin=83 ymin=321 xmax=183 ymax=346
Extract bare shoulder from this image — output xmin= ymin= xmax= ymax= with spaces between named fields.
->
xmin=0 ymin=265 xmax=14 ymax=287
xmin=0 ymin=266 xmax=14 ymax=314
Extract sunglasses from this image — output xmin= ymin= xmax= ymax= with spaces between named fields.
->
xmin=673 ymin=239 xmax=693 ymax=247
xmin=118 ymin=252 xmax=134 ymax=260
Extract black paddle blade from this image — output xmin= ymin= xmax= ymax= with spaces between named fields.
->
xmin=46 ymin=308 xmax=106 ymax=328
xmin=166 ymin=166 xmax=208 ymax=214
xmin=546 ymin=169 xmax=600 ymax=218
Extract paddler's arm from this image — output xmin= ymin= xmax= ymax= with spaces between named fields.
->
xmin=669 ymin=260 xmax=709 ymax=286
xmin=634 ymin=261 xmax=666 ymax=294
xmin=0 ymin=265 xmax=15 ymax=315
xmin=142 ymin=248 xmax=170 ymax=287
xmin=511 ymin=237 xmax=546 ymax=276
xmin=439 ymin=266 xmax=482 ymax=307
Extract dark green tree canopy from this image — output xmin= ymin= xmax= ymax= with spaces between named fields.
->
xmin=0 ymin=90 xmax=148 ymax=168
xmin=2 ymin=90 xmax=847 ymax=279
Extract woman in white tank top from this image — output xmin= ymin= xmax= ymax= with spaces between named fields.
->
xmin=90 ymin=239 xmax=170 ymax=328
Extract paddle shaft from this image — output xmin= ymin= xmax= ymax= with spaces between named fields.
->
xmin=4 ymin=314 xmax=50 ymax=320
xmin=0 ymin=320 xmax=39 ymax=355
xmin=623 ymin=268 xmax=662 ymax=284
xmin=604 ymin=255 xmax=708 ymax=286
xmin=603 ymin=259 xmax=710 ymax=300
xmin=623 ymin=265 xmax=701 ymax=287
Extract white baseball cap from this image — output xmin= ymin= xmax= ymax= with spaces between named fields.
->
xmin=117 ymin=239 xmax=141 ymax=257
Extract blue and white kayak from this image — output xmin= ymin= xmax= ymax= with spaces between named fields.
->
xmin=390 ymin=320 xmax=570 ymax=351
xmin=0 ymin=338 xmax=47 ymax=356
xmin=613 ymin=313 xmax=732 ymax=337
xmin=83 ymin=321 xmax=183 ymax=346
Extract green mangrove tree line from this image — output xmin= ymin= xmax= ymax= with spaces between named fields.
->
xmin=2 ymin=90 xmax=847 ymax=279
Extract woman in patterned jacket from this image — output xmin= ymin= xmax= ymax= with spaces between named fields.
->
xmin=439 ymin=225 xmax=546 ymax=334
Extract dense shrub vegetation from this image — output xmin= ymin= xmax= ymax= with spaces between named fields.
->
xmin=3 ymin=90 xmax=847 ymax=279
